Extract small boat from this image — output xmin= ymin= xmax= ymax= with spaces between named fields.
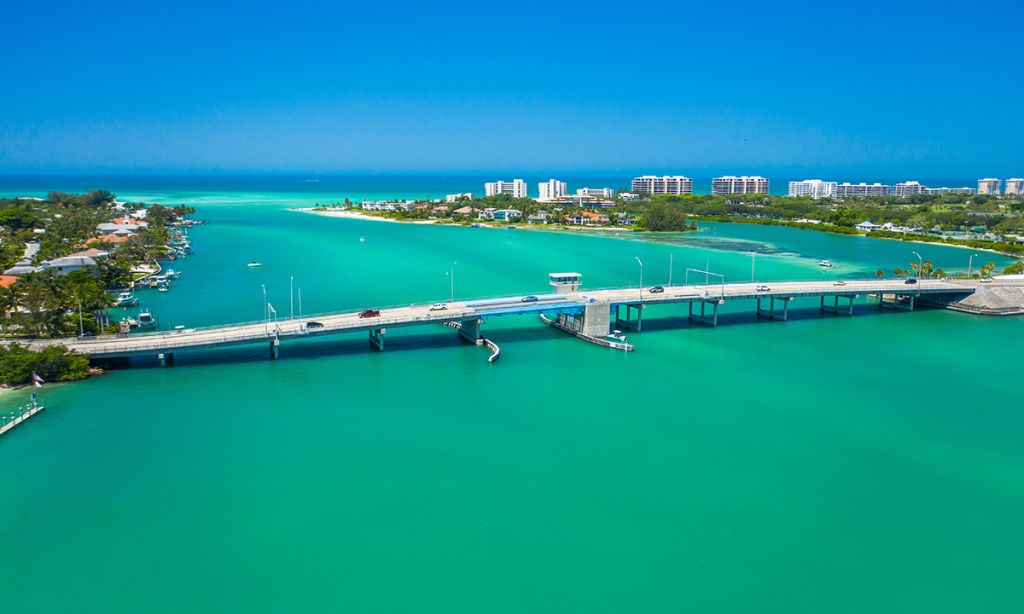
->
xmin=138 ymin=311 xmax=156 ymax=328
xmin=165 ymin=269 xmax=181 ymax=279
xmin=606 ymin=330 xmax=628 ymax=343
xmin=247 ymin=262 xmax=262 ymax=268
xmin=819 ymin=260 xmax=833 ymax=268
xmin=114 ymin=291 xmax=138 ymax=307
xmin=158 ymin=286 xmax=169 ymax=293
xmin=359 ymin=236 xmax=366 ymax=243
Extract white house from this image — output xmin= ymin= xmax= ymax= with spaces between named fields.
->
xmin=855 ymin=221 xmax=882 ymax=232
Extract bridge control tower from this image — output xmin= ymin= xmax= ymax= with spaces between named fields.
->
xmin=549 ymin=272 xmax=582 ymax=294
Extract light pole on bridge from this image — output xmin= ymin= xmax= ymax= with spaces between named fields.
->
xmin=912 ymin=251 xmax=923 ymax=279
xmin=635 ymin=257 xmax=643 ymax=302
xmin=968 ymin=253 xmax=979 ymax=278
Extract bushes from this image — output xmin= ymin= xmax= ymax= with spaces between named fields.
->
xmin=0 ymin=343 xmax=90 ymax=387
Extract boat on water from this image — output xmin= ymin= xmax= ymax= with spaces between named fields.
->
xmin=138 ymin=311 xmax=156 ymax=328
xmin=819 ymin=260 xmax=834 ymax=268
xmin=247 ymin=262 xmax=262 ymax=268
xmin=165 ymin=268 xmax=181 ymax=279
xmin=114 ymin=291 xmax=138 ymax=307
xmin=359 ymin=236 xmax=365 ymax=243
xmin=158 ymin=285 xmax=169 ymax=293
xmin=606 ymin=330 xmax=628 ymax=343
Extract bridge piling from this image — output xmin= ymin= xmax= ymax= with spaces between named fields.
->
xmin=369 ymin=328 xmax=386 ymax=351
xmin=689 ymin=299 xmax=720 ymax=326
xmin=617 ymin=304 xmax=643 ymax=331
xmin=757 ymin=296 xmax=791 ymax=320
xmin=269 ymin=336 xmax=280 ymax=359
xmin=821 ymin=294 xmax=856 ymax=316
xmin=458 ymin=318 xmax=484 ymax=345
xmin=879 ymin=293 xmax=916 ymax=311
xmin=157 ymin=352 xmax=174 ymax=367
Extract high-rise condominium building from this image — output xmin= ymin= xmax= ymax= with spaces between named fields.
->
xmin=630 ymin=175 xmax=693 ymax=195
xmin=978 ymin=178 xmax=1002 ymax=195
xmin=893 ymin=181 xmax=925 ymax=196
xmin=711 ymin=176 xmax=770 ymax=195
xmin=538 ymin=179 xmax=568 ymax=201
xmin=484 ymin=179 xmax=528 ymax=198
xmin=788 ymin=179 xmax=838 ymax=199
xmin=835 ymin=182 xmax=891 ymax=198
xmin=1004 ymin=178 xmax=1024 ymax=196
xmin=576 ymin=187 xmax=615 ymax=198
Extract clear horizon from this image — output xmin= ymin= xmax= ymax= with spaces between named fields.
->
xmin=2 ymin=1 xmax=1022 ymax=176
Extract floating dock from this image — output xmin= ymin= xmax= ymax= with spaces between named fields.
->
xmin=0 ymin=399 xmax=45 ymax=440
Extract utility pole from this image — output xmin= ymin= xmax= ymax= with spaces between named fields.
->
xmin=290 ymin=275 xmax=294 ymax=319
xmin=635 ymin=257 xmax=643 ymax=301
xmin=668 ymin=254 xmax=673 ymax=286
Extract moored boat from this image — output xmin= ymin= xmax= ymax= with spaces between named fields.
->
xmin=114 ymin=291 xmax=138 ymax=307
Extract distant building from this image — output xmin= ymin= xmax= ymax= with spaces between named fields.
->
xmin=527 ymin=211 xmax=550 ymax=223
xmin=711 ymin=176 xmax=770 ymax=195
xmin=538 ymin=179 xmax=568 ymax=201
xmin=855 ymin=221 xmax=883 ymax=232
xmin=445 ymin=193 xmax=472 ymax=203
xmin=893 ymin=181 xmax=925 ymax=197
xmin=491 ymin=209 xmax=521 ymax=222
xmin=484 ymin=179 xmax=528 ymax=198
xmin=788 ymin=179 xmax=837 ymax=199
xmin=835 ymin=182 xmax=891 ymax=198
xmin=978 ymin=178 xmax=1002 ymax=195
xmin=576 ymin=187 xmax=614 ymax=198
xmin=452 ymin=206 xmax=475 ymax=216
xmin=630 ymin=175 xmax=693 ymax=195
xmin=569 ymin=211 xmax=609 ymax=226
xmin=1005 ymin=178 xmax=1024 ymax=196
xmin=923 ymin=186 xmax=975 ymax=196
xmin=618 ymin=192 xmax=640 ymax=201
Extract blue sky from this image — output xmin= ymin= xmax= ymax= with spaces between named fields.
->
xmin=1 ymin=0 xmax=1021 ymax=176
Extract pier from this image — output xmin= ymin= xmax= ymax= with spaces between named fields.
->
xmin=0 ymin=397 xmax=45 ymax=440
xmin=24 ymin=276 xmax=1017 ymax=364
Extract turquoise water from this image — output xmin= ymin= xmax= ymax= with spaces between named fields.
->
xmin=1 ymin=177 xmax=1022 ymax=612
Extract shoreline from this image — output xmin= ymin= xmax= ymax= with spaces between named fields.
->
xmin=292 ymin=207 xmax=1020 ymax=258
xmin=290 ymin=208 xmax=637 ymax=234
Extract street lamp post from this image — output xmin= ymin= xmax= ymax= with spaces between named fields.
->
xmin=968 ymin=253 xmax=979 ymax=278
xmin=77 ymin=297 xmax=84 ymax=337
xmin=750 ymin=252 xmax=756 ymax=282
xmin=668 ymin=254 xmax=673 ymax=287
xmin=261 ymin=284 xmax=268 ymax=335
xmin=289 ymin=275 xmax=294 ymax=319
xmin=912 ymin=251 xmax=923 ymax=279
xmin=635 ymin=257 xmax=643 ymax=301
xmin=450 ymin=261 xmax=457 ymax=302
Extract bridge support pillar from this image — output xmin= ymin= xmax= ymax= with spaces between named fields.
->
xmin=458 ymin=319 xmax=483 ymax=345
xmin=821 ymin=294 xmax=857 ymax=315
xmin=369 ymin=328 xmax=386 ymax=351
xmin=615 ymin=304 xmax=643 ymax=331
xmin=688 ymin=299 xmax=720 ymax=326
xmin=270 ymin=336 xmax=280 ymax=359
xmin=879 ymin=293 xmax=916 ymax=311
xmin=157 ymin=352 xmax=174 ymax=367
xmin=581 ymin=301 xmax=612 ymax=337
xmin=757 ymin=296 xmax=791 ymax=320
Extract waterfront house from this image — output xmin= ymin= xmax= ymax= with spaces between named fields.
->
xmin=452 ymin=206 xmax=474 ymax=216
xmin=527 ymin=211 xmax=550 ymax=224
xmin=569 ymin=211 xmax=609 ymax=226
xmin=492 ymin=209 xmax=521 ymax=222
xmin=478 ymin=208 xmax=497 ymax=220
xmin=38 ymin=255 xmax=98 ymax=275
xmin=855 ymin=221 xmax=882 ymax=232
xmin=431 ymin=206 xmax=449 ymax=216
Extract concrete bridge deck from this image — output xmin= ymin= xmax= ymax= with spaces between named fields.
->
xmin=24 ymin=278 xmax=1006 ymax=361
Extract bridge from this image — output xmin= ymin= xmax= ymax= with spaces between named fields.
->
xmin=25 ymin=275 xmax=1011 ymax=364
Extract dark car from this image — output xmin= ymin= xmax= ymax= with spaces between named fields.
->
xmin=904 ymin=278 xmax=918 ymax=285
xmin=306 ymin=321 xmax=324 ymax=329
xmin=358 ymin=309 xmax=381 ymax=318
xmin=521 ymin=296 xmax=539 ymax=303
xmin=648 ymin=286 xmax=665 ymax=293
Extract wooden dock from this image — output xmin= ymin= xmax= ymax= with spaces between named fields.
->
xmin=0 ymin=399 xmax=45 ymax=439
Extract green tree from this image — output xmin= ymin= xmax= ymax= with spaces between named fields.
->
xmin=979 ymin=262 xmax=996 ymax=278
xmin=1003 ymin=261 xmax=1024 ymax=275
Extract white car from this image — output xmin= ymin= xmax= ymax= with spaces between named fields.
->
xmin=429 ymin=303 xmax=448 ymax=311
xmin=980 ymin=278 xmax=993 ymax=283
xmin=755 ymin=284 xmax=770 ymax=291
xmin=833 ymin=280 xmax=847 ymax=286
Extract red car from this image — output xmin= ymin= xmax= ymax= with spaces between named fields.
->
xmin=358 ymin=309 xmax=381 ymax=318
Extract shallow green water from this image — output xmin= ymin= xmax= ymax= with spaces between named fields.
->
xmin=1 ymin=180 xmax=1022 ymax=612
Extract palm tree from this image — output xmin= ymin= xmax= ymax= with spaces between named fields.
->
xmin=875 ymin=269 xmax=885 ymax=278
